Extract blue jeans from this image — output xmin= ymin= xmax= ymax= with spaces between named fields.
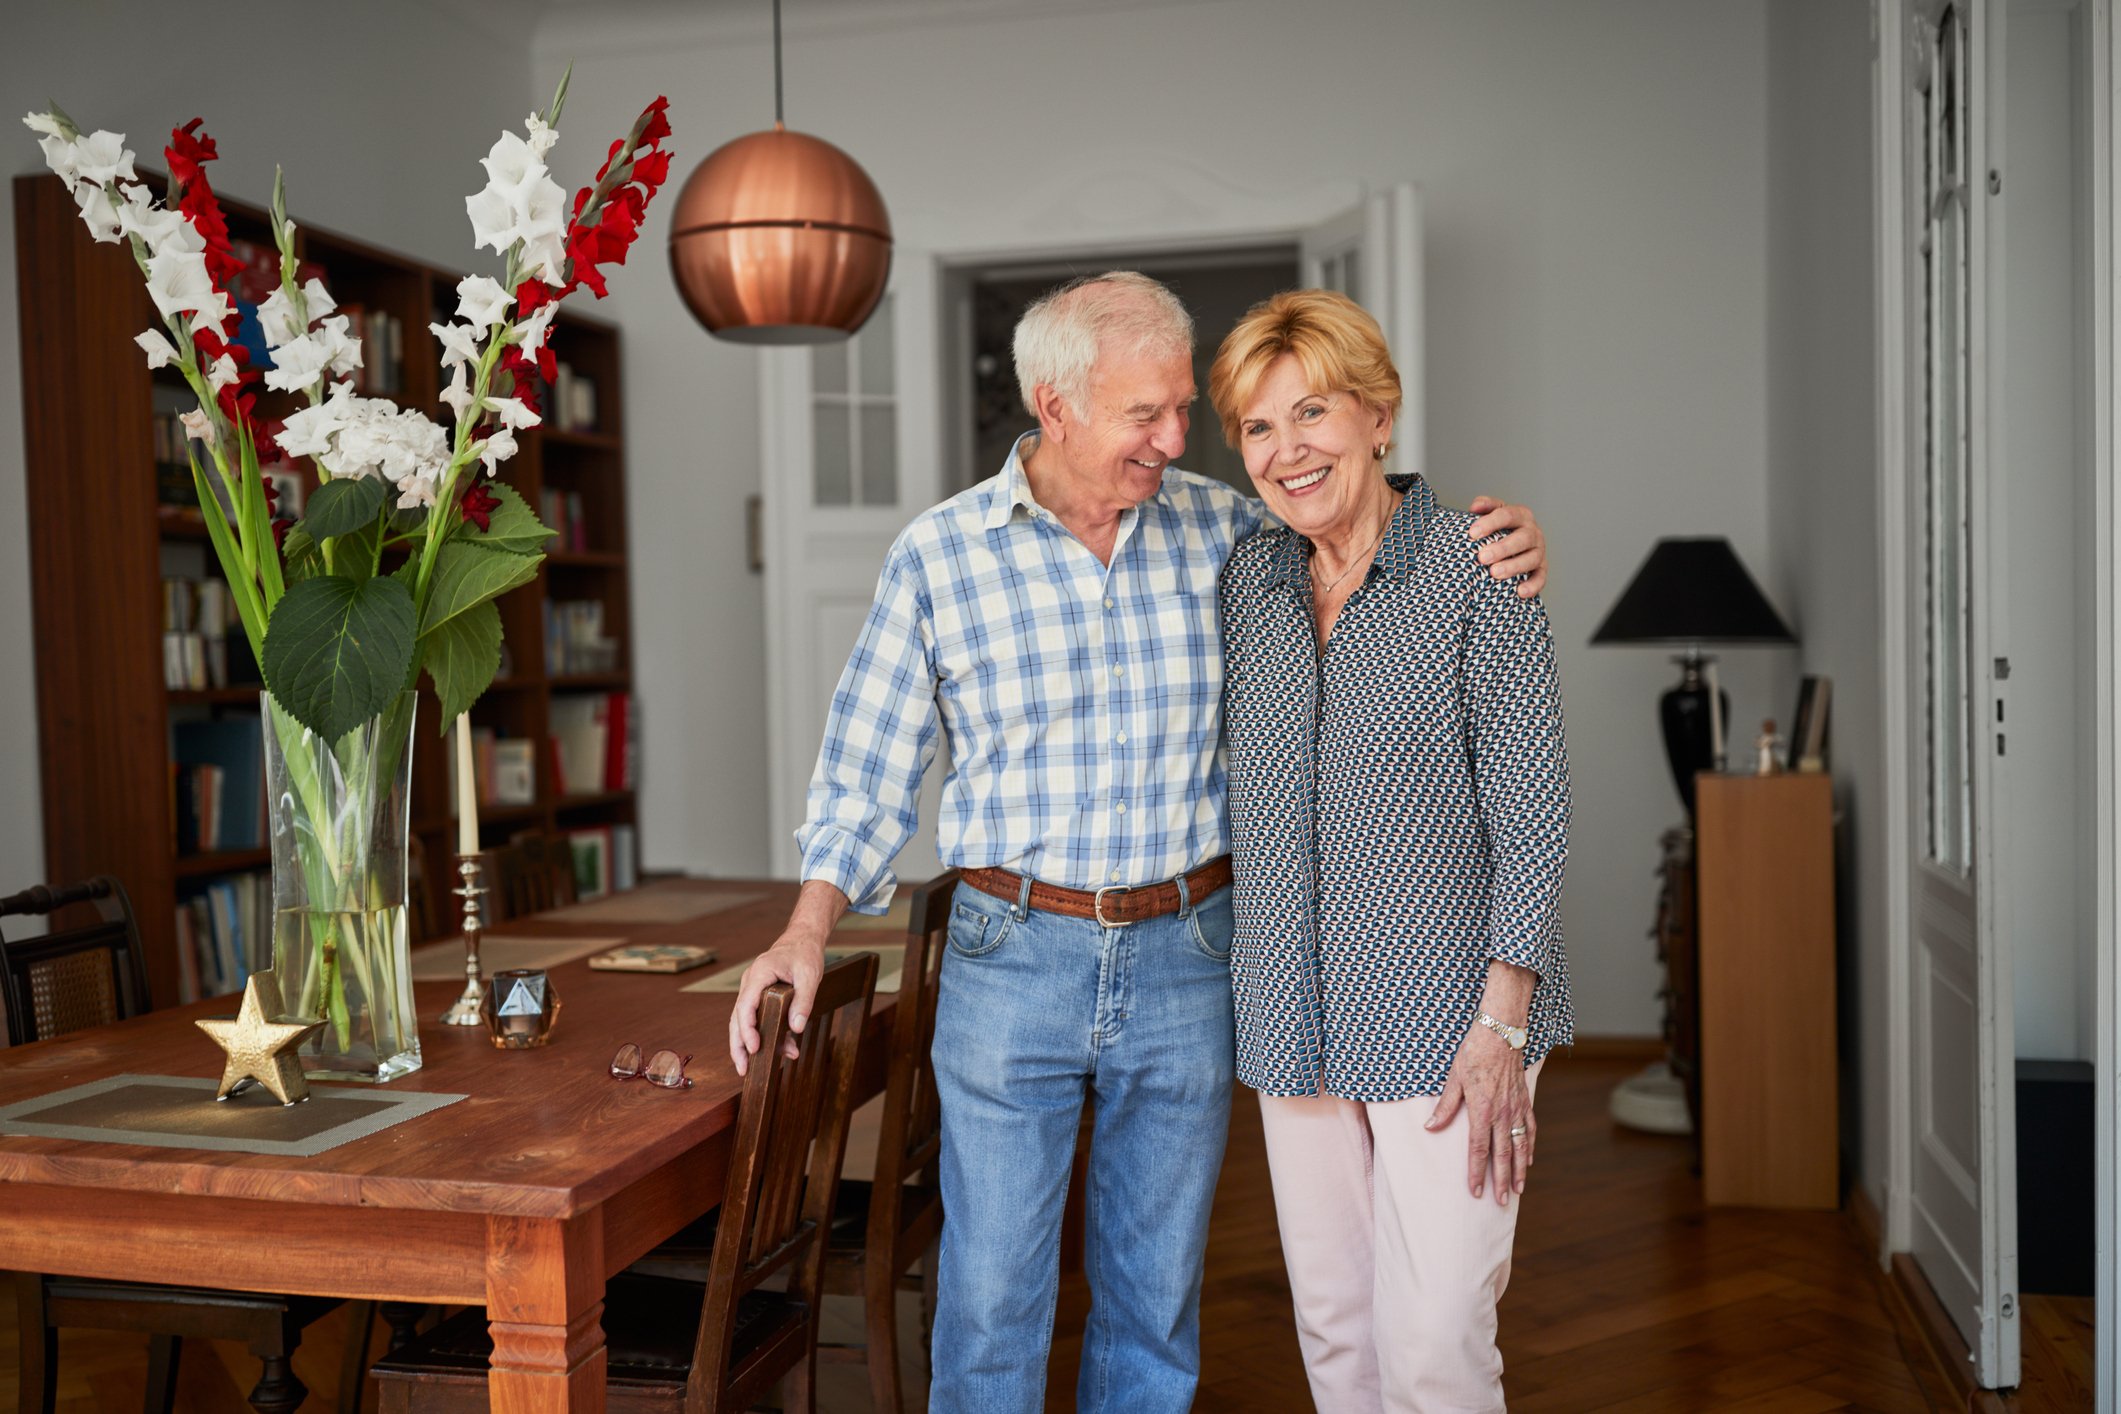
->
xmin=928 ymin=877 xmax=1237 ymax=1414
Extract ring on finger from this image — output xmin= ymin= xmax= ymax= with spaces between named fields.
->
xmin=1509 ymin=1123 xmax=1529 ymax=1140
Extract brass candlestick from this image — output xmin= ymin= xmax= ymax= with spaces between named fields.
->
xmin=442 ymin=855 xmax=488 ymax=1026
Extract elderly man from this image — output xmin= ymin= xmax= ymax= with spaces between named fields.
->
xmin=729 ymin=272 xmax=1547 ymax=1413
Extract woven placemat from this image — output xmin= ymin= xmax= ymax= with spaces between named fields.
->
xmin=541 ymin=888 xmax=766 ymax=926
xmin=409 ymin=933 xmax=623 ymax=981
xmin=683 ymin=942 xmax=904 ymax=996
xmin=0 ymin=1074 xmax=465 ymax=1157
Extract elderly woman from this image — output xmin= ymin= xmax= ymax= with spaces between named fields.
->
xmin=1210 ymin=289 xmax=1572 ymax=1413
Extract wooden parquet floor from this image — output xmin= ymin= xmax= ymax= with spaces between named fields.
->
xmin=0 ymin=1057 xmax=2092 ymax=1411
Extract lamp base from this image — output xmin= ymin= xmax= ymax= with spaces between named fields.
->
xmin=1659 ymin=652 xmax=1727 ymax=815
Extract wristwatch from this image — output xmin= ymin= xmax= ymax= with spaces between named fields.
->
xmin=1475 ymin=1010 xmax=1528 ymax=1050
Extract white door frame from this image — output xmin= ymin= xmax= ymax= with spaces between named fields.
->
xmin=1878 ymin=0 xmax=2118 ymax=1398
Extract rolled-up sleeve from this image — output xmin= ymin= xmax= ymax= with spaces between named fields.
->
xmin=1462 ymin=568 xmax=1571 ymax=979
xmin=794 ymin=543 xmax=941 ymax=914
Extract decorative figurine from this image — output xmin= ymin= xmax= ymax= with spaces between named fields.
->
xmin=196 ymin=968 xmax=325 ymax=1105
xmin=1756 ymin=718 xmax=1785 ymax=776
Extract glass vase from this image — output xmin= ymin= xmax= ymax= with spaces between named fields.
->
xmin=262 ymin=690 xmax=422 ymax=1082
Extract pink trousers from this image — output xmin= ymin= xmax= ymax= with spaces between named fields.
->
xmin=1257 ymin=1062 xmax=1542 ymax=1414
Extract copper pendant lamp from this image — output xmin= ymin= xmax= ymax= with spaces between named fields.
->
xmin=669 ymin=0 xmax=892 ymax=344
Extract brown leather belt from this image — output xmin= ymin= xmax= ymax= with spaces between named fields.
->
xmin=958 ymin=856 xmax=1232 ymax=928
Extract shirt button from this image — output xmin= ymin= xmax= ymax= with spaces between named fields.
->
xmin=1110 ymin=870 xmax=1122 ymax=883
xmin=1115 ymin=731 xmax=1128 ymax=745
xmin=1104 ymin=597 xmax=1115 ymax=609
xmin=1111 ymin=665 xmax=1124 ymax=679
xmin=1116 ymin=802 xmax=1127 ymax=814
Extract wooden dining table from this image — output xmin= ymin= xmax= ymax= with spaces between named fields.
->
xmin=0 ymin=878 xmax=889 ymax=1413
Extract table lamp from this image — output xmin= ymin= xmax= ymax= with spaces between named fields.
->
xmin=1591 ymin=537 xmax=1795 ymax=813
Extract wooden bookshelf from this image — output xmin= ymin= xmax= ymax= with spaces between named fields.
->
xmin=13 ymin=171 xmax=640 ymax=1008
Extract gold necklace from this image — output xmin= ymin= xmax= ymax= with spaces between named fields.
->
xmin=1312 ymin=494 xmax=1399 ymax=597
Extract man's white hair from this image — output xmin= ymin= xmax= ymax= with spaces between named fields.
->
xmin=1012 ymin=271 xmax=1195 ymax=417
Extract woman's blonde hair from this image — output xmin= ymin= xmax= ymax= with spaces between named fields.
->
xmin=1207 ymin=288 xmax=1401 ymax=452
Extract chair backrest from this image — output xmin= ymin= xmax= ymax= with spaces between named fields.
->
xmin=689 ymin=954 xmax=877 ymax=1410
xmin=0 ymin=877 xmax=151 ymax=1045
xmin=869 ymin=872 xmax=956 ymax=1205
xmin=507 ymin=831 xmax=580 ymax=915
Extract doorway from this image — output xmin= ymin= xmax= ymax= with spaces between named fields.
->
xmin=941 ymin=245 xmax=1302 ymax=498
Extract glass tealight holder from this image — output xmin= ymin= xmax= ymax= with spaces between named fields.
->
xmin=481 ymin=968 xmax=561 ymax=1049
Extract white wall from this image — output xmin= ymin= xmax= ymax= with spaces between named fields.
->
xmin=0 ymin=1 xmax=538 ymax=898
xmin=540 ymin=0 xmax=1781 ymax=1037
xmin=1764 ymin=0 xmax=1883 ymax=1203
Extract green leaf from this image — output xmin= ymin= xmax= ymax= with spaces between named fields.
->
xmin=301 ymin=475 xmax=389 ymax=541
xmin=261 ymin=575 xmax=418 ymax=742
xmin=422 ymin=598 xmax=503 ymax=731
xmin=467 ymin=484 xmax=557 ymax=556
xmin=420 ymin=540 xmax=542 ymax=637
xmin=280 ymin=524 xmax=323 ymax=583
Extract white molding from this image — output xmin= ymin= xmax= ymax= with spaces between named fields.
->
xmin=1874 ymin=0 xmax=1917 ymax=1265
xmin=2094 ymin=0 xmax=2120 ymax=1404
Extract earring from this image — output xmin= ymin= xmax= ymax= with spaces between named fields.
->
xmin=1373 ymin=444 xmax=1387 ymax=460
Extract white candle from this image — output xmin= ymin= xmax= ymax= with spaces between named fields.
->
xmin=455 ymin=714 xmax=480 ymax=857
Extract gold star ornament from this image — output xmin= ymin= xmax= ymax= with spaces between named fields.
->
xmin=195 ymin=968 xmax=326 ymax=1105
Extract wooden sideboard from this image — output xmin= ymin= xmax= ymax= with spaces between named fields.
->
xmin=1694 ymin=772 xmax=1839 ymax=1209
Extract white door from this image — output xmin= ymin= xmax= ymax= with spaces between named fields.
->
xmin=760 ymin=254 xmax=946 ymax=882
xmin=1303 ymin=184 xmax=1426 ymax=479
xmin=1900 ymin=0 xmax=2019 ymax=1385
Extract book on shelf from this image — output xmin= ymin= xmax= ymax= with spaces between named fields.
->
xmin=443 ymin=726 xmax=541 ymax=812
xmin=548 ymin=692 xmax=638 ymax=796
xmin=175 ymin=870 xmax=270 ymax=1004
xmin=567 ymin=824 xmax=638 ymax=900
xmin=538 ymin=488 xmax=592 ymax=554
xmin=162 ymin=578 xmax=260 ymax=691
xmin=171 ymin=716 xmax=265 ymax=853
xmin=545 ymin=599 xmax=621 ymax=675
xmin=549 ymin=361 xmax=600 ymax=434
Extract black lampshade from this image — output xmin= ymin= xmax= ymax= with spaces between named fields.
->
xmin=1590 ymin=538 xmax=1795 ymax=646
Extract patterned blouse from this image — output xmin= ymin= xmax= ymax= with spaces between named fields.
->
xmin=1219 ymin=474 xmax=1573 ymax=1102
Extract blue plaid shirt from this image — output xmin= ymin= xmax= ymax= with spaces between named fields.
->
xmin=798 ymin=434 xmax=1263 ymax=912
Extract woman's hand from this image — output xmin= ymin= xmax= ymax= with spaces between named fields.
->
xmin=1466 ymin=497 xmax=1547 ymax=598
xmin=1427 ymin=962 xmax=1539 ymax=1205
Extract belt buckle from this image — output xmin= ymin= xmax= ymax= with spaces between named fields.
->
xmin=1093 ymin=885 xmax=1134 ymax=928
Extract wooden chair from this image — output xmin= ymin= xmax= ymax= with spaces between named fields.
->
xmin=509 ymin=829 xmax=581 ymax=912
xmin=1 ymin=877 xmax=362 ymax=1414
xmin=816 ymin=872 xmax=953 ymax=1412
xmin=370 ymin=954 xmax=880 ymax=1413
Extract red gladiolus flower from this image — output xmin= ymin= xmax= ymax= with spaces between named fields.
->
xmin=460 ymin=481 xmax=502 ymax=533
xmin=166 ymin=119 xmax=243 ymax=291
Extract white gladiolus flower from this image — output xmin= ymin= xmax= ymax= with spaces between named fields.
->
xmin=314 ymin=315 xmax=363 ymax=378
xmin=206 ymin=353 xmax=239 ymax=391
xmin=277 ymin=391 xmax=350 ymax=459
xmin=115 ymin=183 xmax=192 ymax=251
xmin=70 ymin=130 xmax=134 ymax=187
xmin=302 ymin=277 xmax=336 ymax=320
xmin=465 ymin=186 xmax=515 ymax=257
xmin=31 ymin=129 xmax=79 ymax=191
xmin=523 ymin=113 xmax=558 ymax=160
xmin=486 ymin=394 xmax=542 ymax=432
xmin=394 ymin=471 xmax=437 ymax=510
xmin=439 ymin=363 xmax=478 ymax=424
xmin=22 ymin=111 xmax=63 ymax=139
xmin=263 ymin=336 xmax=331 ymax=392
xmin=476 ymin=428 xmax=518 ymax=476
xmin=257 ymin=287 xmax=300 ymax=348
xmin=479 ymin=130 xmax=544 ymax=198
xmin=514 ymin=301 xmax=559 ymax=360
xmin=454 ymin=275 xmax=512 ymax=331
xmin=179 ymin=407 xmax=217 ymax=448
xmin=135 ymin=330 xmax=180 ymax=369
xmin=72 ymin=181 xmax=121 ymax=242
xmin=145 ymin=247 xmax=216 ymax=323
xmin=515 ymin=175 xmax=570 ymax=286
xmin=428 ymin=320 xmax=483 ymax=370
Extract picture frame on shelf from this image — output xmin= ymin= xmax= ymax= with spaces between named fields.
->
xmin=1789 ymin=675 xmax=1832 ymax=773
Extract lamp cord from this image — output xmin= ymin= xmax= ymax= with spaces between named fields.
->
xmin=773 ymin=0 xmax=785 ymax=127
